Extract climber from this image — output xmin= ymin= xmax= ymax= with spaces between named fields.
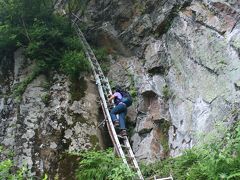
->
xmin=108 ymin=85 xmax=132 ymax=137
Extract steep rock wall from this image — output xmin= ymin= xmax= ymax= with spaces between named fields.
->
xmin=0 ymin=49 xmax=102 ymax=178
xmin=79 ymin=0 xmax=240 ymax=161
xmin=1 ymin=0 xmax=240 ymax=174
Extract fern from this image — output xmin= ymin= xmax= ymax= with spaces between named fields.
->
xmin=227 ymin=172 xmax=240 ymax=179
xmin=75 ymin=148 xmax=135 ymax=180
xmin=142 ymin=121 xmax=240 ymax=179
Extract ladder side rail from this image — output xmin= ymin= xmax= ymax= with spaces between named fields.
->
xmin=74 ymin=25 xmax=118 ymax=128
xmin=99 ymin=101 xmax=120 ymax=152
xmin=96 ymin=78 xmax=129 ymax=166
xmin=101 ymin=71 xmax=144 ymax=179
xmin=72 ymin=19 xmax=147 ymax=179
xmin=73 ymin=25 xmax=99 ymax=79
xmin=72 ymin=22 xmax=129 ymax=165
xmin=124 ymin=138 xmax=144 ymax=180
xmin=74 ymin=24 xmax=107 ymax=86
xmin=72 ymin=22 xmax=109 ymax=93
xmin=73 ymin=15 xmax=175 ymax=180
xmin=74 ymin=25 xmax=108 ymax=99
xmin=100 ymin=77 xmax=126 ymax=157
xmin=73 ymin=23 xmax=110 ymax=113
xmin=74 ymin=27 xmax=103 ymax=75
xmin=71 ymin=12 xmax=82 ymax=25
xmin=100 ymin=68 xmax=145 ymax=180
xmin=100 ymin=100 xmax=124 ymax=157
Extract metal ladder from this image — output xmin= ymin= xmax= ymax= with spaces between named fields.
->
xmin=71 ymin=14 xmax=144 ymax=180
xmin=153 ymin=176 xmax=173 ymax=180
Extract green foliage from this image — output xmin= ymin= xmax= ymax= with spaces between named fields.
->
xmin=0 ymin=24 xmax=19 ymax=50
xmin=63 ymin=36 xmax=83 ymax=51
xmin=65 ymin=0 xmax=89 ymax=15
xmin=41 ymin=81 xmax=51 ymax=90
xmin=69 ymin=76 xmax=87 ymax=101
xmin=134 ymin=3 xmax=146 ymax=15
xmin=94 ymin=48 xmax=108 ymax=61
xmin=142 ymin=121 xmax=240 ymax=180
xmin=129 ymin=87 xmax=138 ymax=98
xmin=12 ymin=62 xmax=42 ymax=100
xmin=75 ymin=148 xmax=136 ymax=180
xmin=108 ymin=163 xmax=135 ymax=180
xmin=0 ymin=0 xmax=90 ymax=99
xmin=162 ymin=85 xmax=171 ymax=100
xmin=0 ymin=159 xmax=24 ymax=180
xmin=41 ymin=93 xmax=51 ymax=105
xmin=0 ymin=0 xmax=53 ymax=50
xmin=42 ymin=174 xmax=48 ymax=180
xmin=60 ymin=51 xmax=90 ymax=77
xmin=94 ymin=48 xmax=110 ymax=75
xmin=157 ymin=120 xmax=171 ymax=155
xmin=0 ymin=146 xmax=26 ymax=179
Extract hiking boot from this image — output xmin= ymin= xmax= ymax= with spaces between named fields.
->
xmin=113 ymin=121 xmax=120 ymax=127
xmin=120 ymin=129 xmax=127 ymax=137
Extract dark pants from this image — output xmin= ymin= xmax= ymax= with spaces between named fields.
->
xmin=110 ymin=103 xmax=127 ymax=129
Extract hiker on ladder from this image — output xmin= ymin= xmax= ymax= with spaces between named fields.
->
xmin=108 ymin=85 xmax=132 ymax=137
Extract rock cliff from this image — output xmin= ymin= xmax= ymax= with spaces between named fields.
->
xmin=1 ymin=0 xmax=240 ymax=177
xmin=78 ymin=0 xmax=240 ymax=161
xmin=0 ymin=48 xmax=102 ymax=178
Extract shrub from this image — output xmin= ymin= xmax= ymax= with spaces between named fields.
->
xmin=12 ymin=68 xmax=39 ymax=100
xmin=1 ymin=0 xmax=90 ymax=100
xmin=60 ymin=51 xmax=90 ymax=77
xmin=94 ymin=48 xmax=110 ymax=75
xmin=142 ymin=121 xmax=240 ymax=179
xmin=129 ymin=87 xmax=138 ymax=98
xmin=12 ymin=60 xmax=45 ymax=100
xmin=0 ymin=146 xmax=26 ymax=179
xmin=162 ymin=85 xmax=171 ymax=100
xmin=63 ymin=36 xmax=83 ymax=51
xmin=75 ymin=148 xmax=136 ymax=180
xmin=41 ymin=93 xmax=51 ymax=105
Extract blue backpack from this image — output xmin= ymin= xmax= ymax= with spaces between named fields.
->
xmin=119 ymin=90 xmax=132 ymax=107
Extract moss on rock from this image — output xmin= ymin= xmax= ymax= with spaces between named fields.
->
xmin=70 ymin=76 xmax=87 ymax=102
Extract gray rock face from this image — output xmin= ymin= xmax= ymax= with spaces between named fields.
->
xmin=0 ymin=50 xmax=102 ymax=177
xmin=1 ymin=0 xmax=240 ymax=174
xmin=80 ymin=0 xmax=240 ymax=161
xmin=165 ymin=1 xmax=240 ymax=155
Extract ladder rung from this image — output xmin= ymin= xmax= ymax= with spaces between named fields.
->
xmin=97 ymin=119 xmax=106 ymax=128
xmin=102 ymin=86 xmax=108 ymax=90
xmin=121 ymin=145 xmax=129 ymax=149
xmin=126 ymin=155 xmax=134 ymax=160
xmin=99 ymin=73 xmax=105 ymax=77
xmin=129 ymin=166 xmax=138 ymax=171
xmin=154 ymin=176 xmax=173 ymax=180
xmin=117 ymin=135 xmax=127 ymax=139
